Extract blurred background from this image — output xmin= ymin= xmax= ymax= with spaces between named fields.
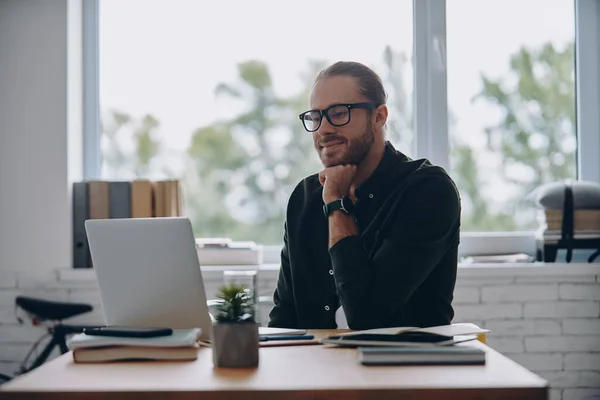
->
xmin=98 ymin=0 xmax=576 ymax=243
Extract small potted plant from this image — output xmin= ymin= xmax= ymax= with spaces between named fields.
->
xmin=211 ymin=282 xmax=259 ymax=368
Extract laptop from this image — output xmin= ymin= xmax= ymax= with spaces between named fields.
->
xmin=85 ymin=217 xmax=304 ymax=341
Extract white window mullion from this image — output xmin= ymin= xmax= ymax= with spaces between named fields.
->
xmin=412 ymin=0 xmax=449 ymax=171
xmin=575 ymin=0 xmax=600 ymax=183
xmin=82 ymin=0 xmax=101 ymax=180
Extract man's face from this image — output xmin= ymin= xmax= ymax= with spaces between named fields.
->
xmin=309 ymin=76 xmax=374 ymax=168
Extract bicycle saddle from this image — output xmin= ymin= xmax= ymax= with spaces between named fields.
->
xmin=15 ymin=296 xmax=93 ymax=321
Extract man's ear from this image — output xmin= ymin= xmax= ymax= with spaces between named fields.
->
xmin=372 ymin=104 xmax=388 ymax=131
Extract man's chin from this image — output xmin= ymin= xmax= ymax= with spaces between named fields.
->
xmin=319 ymin=148 xmax=345 ymax=166
xmin=320 ymin=154 xmax=342 ymax=168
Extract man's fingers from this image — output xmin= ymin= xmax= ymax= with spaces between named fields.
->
xmin=318 ymin=170 xmax=326 ymax=186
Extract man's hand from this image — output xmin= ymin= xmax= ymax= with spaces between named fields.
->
xmin=319 ymin=165 xmax=357 ymax=204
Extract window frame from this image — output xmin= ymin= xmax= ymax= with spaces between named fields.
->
xmin=82 ymin=0 xmax=100 ymax=180
xmin=413 ymin=0 xmax=449 ymax=172
xmin=82 ymin=0 xmax=600 ymax=261
xmin=575 ymin=0 xmax=600 ymax=183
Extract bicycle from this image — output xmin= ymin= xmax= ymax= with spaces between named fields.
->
xmin=0 ymin=296 xmax=99 ymax=385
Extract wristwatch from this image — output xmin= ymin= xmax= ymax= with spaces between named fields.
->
xmin=323 ymin=196 xmax=355 ymax=217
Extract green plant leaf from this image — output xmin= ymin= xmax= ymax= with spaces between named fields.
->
xmin=214 ymin=282 xmax=256 ymax=323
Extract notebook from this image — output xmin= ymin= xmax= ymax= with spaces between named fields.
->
xmin=358 ymin=345 xmax=486 ymax=366
xmin=321 ymin=333 xmax=478 ymax=348
xmin=72 ymin=345 xmax=199 ymax=363
xmin=321 ymin=323 xmax=488 ymax=348
xmin=339 ymin=322 xmax=489 ymax=337
xmin=66 ymin=328 xmax=202 ymax=350
xmin=259 ymin=327 xmax=307 ymax=336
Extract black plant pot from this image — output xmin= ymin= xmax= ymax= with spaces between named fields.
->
xmin=211 ymin=322 xmax=259 ymax=368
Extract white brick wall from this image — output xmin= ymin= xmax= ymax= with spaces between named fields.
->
xmin=564 ymin=354 xmax=600 ymax=371
xmin=563 ymin=319 xmax=600 ymax=335
xmin=508 ymin=353 xmax=564 ymax=371
xmin=562 ymin=388 xmax=600 ymax=400
xmin=482 ymin=284 xmax=558 ymax=302
xmin=0 ymin=325 xmax=49 ymax=343
xmin=0 ymin=272 xmax=17 ymax=288
xmin=485 ymin=319 xmax=561 ymax=336
xmin=526 ymin=337 xmax=600 ymax=353
xmin=516 ymin=275 xmax=596 ymax=283
xmin=550 ymin=388 xmax=563 ymax=400
xmin=539 ymin=371 xmax=600 ymax=389
xmin=559 ymin=284 xmax=600 ymax=301
xmin=452 ymin=287 xmax=480 ymax=303
xmin=0 ymin=264 xmax=599 ymax=400
xmin=485 ymin=336 xmax=525 ymax=353
xmin=454 ymin=303 xmax=523 ymax=320
xmin=524 ymin=301 xmax=599 ymax=318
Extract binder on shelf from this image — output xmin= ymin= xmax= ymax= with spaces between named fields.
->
xmin=152 ymin=180 xmax=182 ymax=218
xmin=72 ymin=182 xmax=90 ymax=269
xmin=131 ymin=180 xmax=154 ymax=218
xmin=109 ymin=181 xmax=131 ymax=219
xmin=88 ymin=181 xmax=110 ymax=220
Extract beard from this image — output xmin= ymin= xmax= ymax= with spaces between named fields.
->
xmin=316 ymin=123 xmax=374 ymax=167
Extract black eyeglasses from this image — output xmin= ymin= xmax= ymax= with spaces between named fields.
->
xmin=298 ymin=102 xmax=381 ymax=132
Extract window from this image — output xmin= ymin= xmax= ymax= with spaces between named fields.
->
xmin=97 ymin=0 xmax=413 ymax=244
xmin=447 ymin=0 xmax=576 ymax=232
xmin=86 ymin=0 xmax=600 ymax=257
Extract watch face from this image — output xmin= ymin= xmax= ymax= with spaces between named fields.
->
xmin=341 ymin=197 xmax=355 ymax=214
xmin=323 ymin=197 xmax=355 ymax=217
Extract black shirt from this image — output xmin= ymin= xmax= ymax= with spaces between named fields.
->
xmin=268 ymin=141 xmax=461 ymax=330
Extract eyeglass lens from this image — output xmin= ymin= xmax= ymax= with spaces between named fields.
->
xmin=301 ymin=105 xmax=350 ymax=131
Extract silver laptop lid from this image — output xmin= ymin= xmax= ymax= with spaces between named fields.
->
xmin=84 ymin=217 xmax=212 ymax=340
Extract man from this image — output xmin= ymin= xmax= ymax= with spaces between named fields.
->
xmin=268 ymin=61 xmax=461 ymax=330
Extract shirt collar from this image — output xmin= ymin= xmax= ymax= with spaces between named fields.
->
xmin=354 ymin=141 xmax=408 ymax=200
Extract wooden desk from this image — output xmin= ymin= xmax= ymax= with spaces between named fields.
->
xmin=0 ymin=330 xmax=548 ymax=400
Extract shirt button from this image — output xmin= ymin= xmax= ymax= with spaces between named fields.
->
xmin=324 ymin=305 xmax=330 ymax=311
xmin=369 ymin=193 xmax=374 ymax=199
xmin=329 ymin=269 xmax=334 ymax=275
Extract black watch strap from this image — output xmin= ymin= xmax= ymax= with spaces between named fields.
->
xmin=323 ymin=197 xmax=354 ymax=217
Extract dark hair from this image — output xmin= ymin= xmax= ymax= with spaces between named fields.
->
xmin=314 ymin=61 xmax=387 ymax=104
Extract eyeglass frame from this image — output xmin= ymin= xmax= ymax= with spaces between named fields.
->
xmin=298 ymin=101 xmax=382 ymax=132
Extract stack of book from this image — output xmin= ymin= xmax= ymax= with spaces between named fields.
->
xmin=320 ymin=323 xmax=490 ymax=366
xmin=539 ymin=208 xmax=600 ymax=232
xmin=536 ymin=209 xmax=600 ymax=255
xmin=73 ymin=179 xmax=183 ymax=268
xmin=66 ymin=328 xmax=201 ymax=363
xmin=195 ymin=238 xmax=263 ymax=265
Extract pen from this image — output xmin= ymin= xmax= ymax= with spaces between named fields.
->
xmin=259 ymin=335 xmax=315 ymax=342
